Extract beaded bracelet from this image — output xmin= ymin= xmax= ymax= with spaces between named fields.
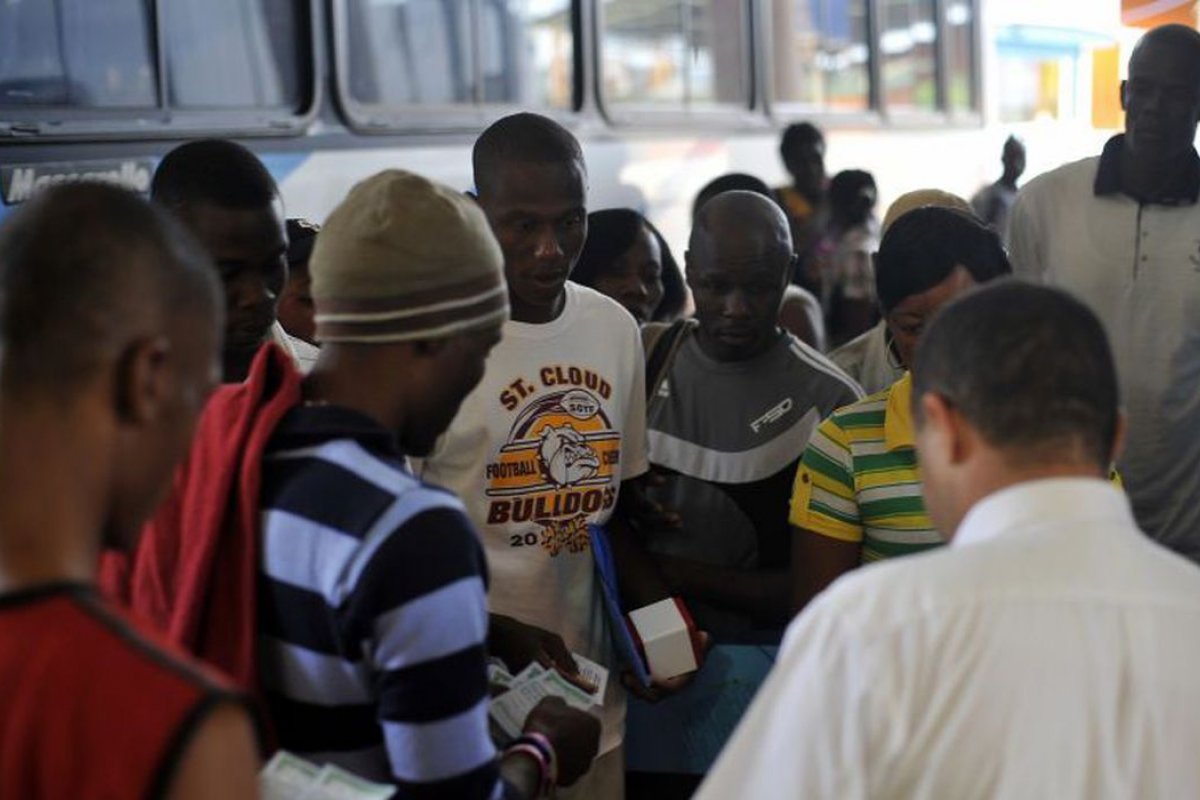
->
xmin=513 ymin=731 xmax=558 ymax=787
xmin=503 ymin=741 xmax=553 ymax=797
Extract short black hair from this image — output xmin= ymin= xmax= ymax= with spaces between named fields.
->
xmin=692 ymin=173 xmax=773 ymax=221
xmin=828 ymin=169 xmax=876 ymax=226
xmin=573 ymin=208 xmax=686 ymax=322
xmin=472 ymin=113 xmax=585 ymax=197
xmin=913 ymin=281 xmax=1120 ymax=471
xmin=151 ymin=138 xmax=279 ymax=212
xmin=286 ymin=218 xmax=320 ymax=272
xmin=0 ymin=182 xmax=220 ymax=396
xmin=876 ymin=206 xmax=1010 ymax=313
xmin=1003 ymin=135 xmax=1025 ymax=156
xmin=779 ymin=122 xmax=824 ymax=159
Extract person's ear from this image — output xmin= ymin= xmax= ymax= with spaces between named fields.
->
xmin=918 ymin=391 xmax=970 ymax=466
xmin=782 ymin=253 xmax=798 ymax=288
xmin=683 ymin=250 xmax=695 ymax=289
xmin=1120 ymin=79 xmax=1129 ymax=112
xmin=114 ymin=336 xmax=172 ymax=425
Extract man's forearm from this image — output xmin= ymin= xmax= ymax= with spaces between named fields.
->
xmin=607 ymin=514 xmax=672 ymax=610
xmin=790 ymin=526 xmax=862 ymax=614
xmin=659 ymin=557 xmax=790 ymax=624
xmin=499 ymin=753 xmax=543 ymax=800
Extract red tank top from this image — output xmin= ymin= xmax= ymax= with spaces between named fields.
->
xmin=0 ymin=583 xmax=246 ymax=799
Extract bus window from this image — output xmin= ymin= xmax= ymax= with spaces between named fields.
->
xmin=0 ymin=0 xmax=312 ymax=135
xmin=770 ymin=0 xmax=870 ymax=112
xmin=0 ymin=0 xmax=156 ymax=108
xmin=479 ymin=0 xmax=573 ymax=108
xmin=339 ymin=0 xmax=574 ymax=116
xmin=944 ymin=0 xmax=976 ymax=111
xmin=880 ymin=0 xmax=937 ymax=112
xmin=601 ymin=0 xmax=749 ymax=110
xmin=345 ymin=0 xmax=472 ymax=105
xmin=163 ymin=0 xmax=309 ymax=111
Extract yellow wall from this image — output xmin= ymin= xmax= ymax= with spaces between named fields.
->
xmin=1092 ymin=45 xmax=1123 ymax=130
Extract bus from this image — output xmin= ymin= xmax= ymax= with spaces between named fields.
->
xmin=0 ymin=1 xmax=1140 ymax=255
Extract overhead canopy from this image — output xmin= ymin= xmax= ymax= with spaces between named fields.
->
xmin=995 ymin=25 xmax=1116 ymax=58
xmin=1121 ymin=0 xmax=1197 ymax=28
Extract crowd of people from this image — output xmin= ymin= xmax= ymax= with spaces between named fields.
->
xmin=4 ymin=20 xmax=1200 ymax=800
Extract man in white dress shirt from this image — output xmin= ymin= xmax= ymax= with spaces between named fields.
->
xmin=697 ymin=281 xmax=1200 ymax=799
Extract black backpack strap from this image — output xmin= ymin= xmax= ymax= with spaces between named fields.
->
xmin=641 ymin=318 xmax=693 ymax=410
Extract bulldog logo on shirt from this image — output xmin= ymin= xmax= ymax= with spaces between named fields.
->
xmin=486 ymin=369 xmax=622 ymax=556
xmin=539 ymin=425 xmax=601 ymax=487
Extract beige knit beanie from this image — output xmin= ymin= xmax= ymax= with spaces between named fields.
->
xmin=881 ymin=188 xmax=973 ymax=234
xmin=310 ymin=170 xmax=508 ymax=343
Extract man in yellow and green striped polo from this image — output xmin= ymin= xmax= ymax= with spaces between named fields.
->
xmin=788 ymin=207 xmax=1010 ymax=612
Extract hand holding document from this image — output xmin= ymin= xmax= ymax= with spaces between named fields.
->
xmin=489 ymin=654 xmax=609 ymax=738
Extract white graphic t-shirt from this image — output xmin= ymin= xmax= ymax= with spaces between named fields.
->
xmin=419 ymin=281 xmax=649 ymax=754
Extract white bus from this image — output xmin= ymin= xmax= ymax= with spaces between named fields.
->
xmin=0 ymin=0 xmax=1140 ymax=253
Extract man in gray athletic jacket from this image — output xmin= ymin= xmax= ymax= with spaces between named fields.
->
xmin=640 ymin=190 xmax=863 ymax=638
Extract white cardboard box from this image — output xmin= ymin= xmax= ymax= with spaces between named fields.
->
xmin=627 ymin=598 xmax=698 ymax=680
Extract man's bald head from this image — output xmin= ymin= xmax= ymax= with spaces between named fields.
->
xmin=1123 ymin=24 xmax=1200 ymax=166
xmin=687 ymin=191 xmax=795 ymax=362
xmin=690 ymin=190 xmax=793 ymax=271
xmin=0 ymin=183 xmax=221 ymax=398
xmin=1130 ymin=24 xmax=1200 ymax=74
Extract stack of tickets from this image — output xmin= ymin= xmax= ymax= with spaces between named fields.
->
xmin=488 ymin=653 xmax=609 ymax=737
xmin=260 ymin=751 xmax=395 ymax=800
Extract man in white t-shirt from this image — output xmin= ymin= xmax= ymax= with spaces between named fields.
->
xmin=419 ymin=113 xmax=692 ymax=798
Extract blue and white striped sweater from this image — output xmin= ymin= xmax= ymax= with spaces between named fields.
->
xmin=257 ymin=405 xmax=514 ymax=799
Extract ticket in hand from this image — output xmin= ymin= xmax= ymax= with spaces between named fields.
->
xmin=568 ymin=652 xmax=610 ymax=706
xmin=260 ymin=751 xmax=395 ymax=800
xmin=489 ymin=652 xmax=609 ymax=737
xmin=490 ymin=673 xmax=560 ymax=737
xmin=261 ymin=751 xmax=322 ymax=800
xmin=307 ymin=764 xmax=396 ymax=800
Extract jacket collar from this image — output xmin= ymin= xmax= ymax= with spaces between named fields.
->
xmin=1094 ymin=133 xmax=1200 ymax=205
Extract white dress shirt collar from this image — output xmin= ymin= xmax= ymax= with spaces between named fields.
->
xmin=952 ymin=476 xmax=1134 ymax=549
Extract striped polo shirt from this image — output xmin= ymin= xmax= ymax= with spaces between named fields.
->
xmin=257 ymin=405 xmax=517 ymax=798
xmin=790 ymin=372 xmax=1123 ymax=562
xmin=790 ymin=372 xmax=936 ymax=562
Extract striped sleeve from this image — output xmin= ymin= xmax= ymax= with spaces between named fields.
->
xmin=347 ymin=506 xmax=506 ymax=797
xmin=789 ymin=414 xmax=864 ymax=542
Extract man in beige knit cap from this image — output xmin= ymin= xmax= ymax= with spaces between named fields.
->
xmin=263 ymin=170 xmax=603 ymax=797
xmin=112 ymin=169 xmax=601 ymax=798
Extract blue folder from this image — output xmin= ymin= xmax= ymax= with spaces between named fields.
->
xmin=588 ymin=524 xmax=652 ymax=687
